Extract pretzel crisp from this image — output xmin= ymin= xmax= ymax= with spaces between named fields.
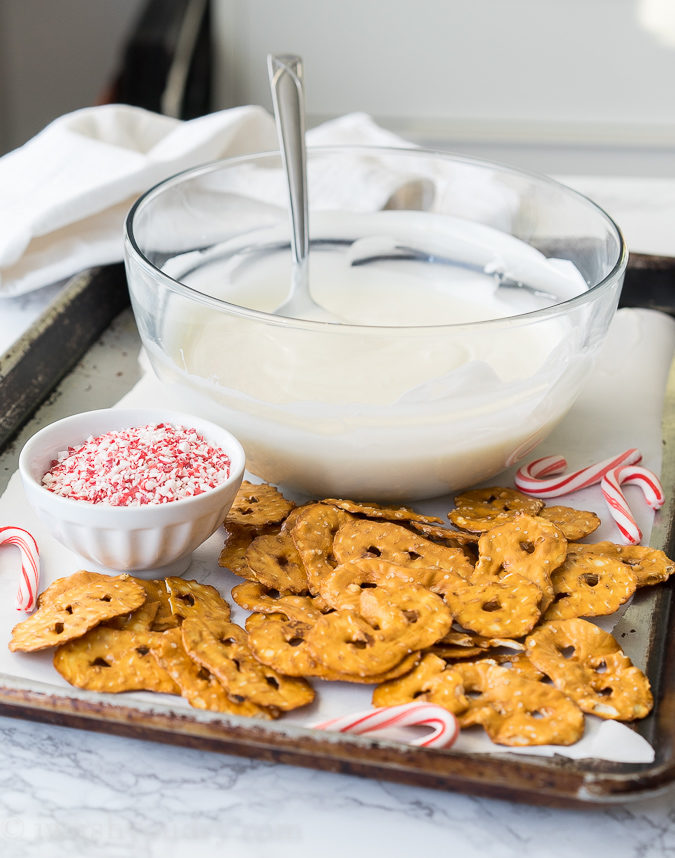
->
xmin=289 ymin=503 xmax=354 ymax=594
xmin=13 ymin=477 xmax=669 ymax=745
xmin=150 ymin=627 xmax=274 ymax=717
xmin=237 ymin=567 xmax=434 ymax=685
xmin=569 ymin=542 xmax=675 ymax=588
xmin=321 ymin=498 xmax=444 ymax=526
xmin=36 ymin=570 xmax=105 ymax=608
xmin=525 ymin=618 xmax=653 ymax=720
xmin=448 ymin=487 xmax=544 ymax=533
xmin=443 ymin=571 xmax=544 ymax=638
xmin=218 ymin=522 xmax=260 ymax=575
xmin=245 ymin=611 xmax=420 ymax=682
xmin=143 ymin=578 xmax=180 ymax=632
xmin=464 ymin=661 xmax=585 ymax=746
xmin=317 ymin=558 xmax=464 ymax=612
xmin=104 ymin=593 xmax=160 ymax=633
xmin=181 ymin=616 xmax=314 ymax=711
xmin=10 ymin=572 xmax=147 ymax=652
xmin=105 ymin=578 xmax=175 ymax=632
xmin=544 ymin=553 xmax=637 ymax=621
xmin=304 ymin=583 xmax=451 ymax=677
xmin=225 ymin=480 xmax=295 ymax=528
xmin=538 ymin=505 xmax=601 ymax=541
xmin=332 ymin=519 xmax=474 ymax=579
xmin=373 ymin=653 xmax=584 ymax=746
xmin=165 ymin=577 xmax=231 ymax=625
xmin=481 ymin=652 xmax=546 ymax=683
xmin=405 ymin=519 xmax=479 ymax=547
xmin=473 ymin=514 xmax=568 ymax=609
xmin=428 ymin=631 xmax=525 ymax=661
xmin=231 ymin=581 xmax=326 ymax=624
xmin=243 ymin=530 xmax=310 ymax=594
xmin=245 ymin=611 xmax=325 ymax=677
xmin=54 ymin=626 xmax=179 ymax=694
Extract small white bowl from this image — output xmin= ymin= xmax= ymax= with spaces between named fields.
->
xmin=18 ymin=408 xmax=245 ymax=577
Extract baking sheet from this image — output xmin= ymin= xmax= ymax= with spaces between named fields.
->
xmin=0 ymin=307 xmax=674 ymax=804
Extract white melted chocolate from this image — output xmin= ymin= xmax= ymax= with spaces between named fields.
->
xmin=145 ymin=211 xmax=597 ymax=499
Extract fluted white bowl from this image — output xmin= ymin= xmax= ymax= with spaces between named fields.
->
xmin=19 ymin=408 xmax=245 ymax=577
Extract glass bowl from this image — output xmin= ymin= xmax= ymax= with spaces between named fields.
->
xmin=124 ymin=146 xmax=626 ymax=501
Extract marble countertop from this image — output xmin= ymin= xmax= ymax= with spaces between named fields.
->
xmin=1 ymin=711 xmax=673 ymax=858
xmin=1 ymin=175 xmax=674 ymax=857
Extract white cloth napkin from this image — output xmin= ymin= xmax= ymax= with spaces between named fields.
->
xmin=0 ymin=105 xmax=517 ymax=296
xmin=0 ymin=104 xmax=274 ymax=295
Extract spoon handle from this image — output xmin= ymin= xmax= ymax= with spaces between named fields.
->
xmin=267 ymin=54 xmax=309 ymax=266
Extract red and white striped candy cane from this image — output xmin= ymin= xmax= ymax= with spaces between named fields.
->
xmin=601 ymin=465 xmax=665 ymax=545
xmin=312 ymin=702 xmax=459 ymax=749
xmin=514 ymin=448 xmax=642 ymax=498
xmin=0 ymin=526 xmax=40 ymax=612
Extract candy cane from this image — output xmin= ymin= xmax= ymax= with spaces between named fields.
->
xmin=514 ymin=448 xmax=642 ymax=498
xmin=601 ymin=465 xmax=665 ymax=545
xmin=0 ymin=526 xmax=40 ymax=612
xmin=312 ymin=702 xmax=459 ymax=749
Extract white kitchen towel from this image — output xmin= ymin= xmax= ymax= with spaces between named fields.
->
xmin=0 ymin=104 xmax=271 ymax=295
xmin=0 ymin=105 xmax=518 ymax=296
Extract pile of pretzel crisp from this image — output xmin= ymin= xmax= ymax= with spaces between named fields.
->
xmin=9 ymin=481 xmax=674 ymax=747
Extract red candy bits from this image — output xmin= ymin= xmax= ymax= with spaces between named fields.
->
xmin=41 ymin=423 xmax=231 ymax=506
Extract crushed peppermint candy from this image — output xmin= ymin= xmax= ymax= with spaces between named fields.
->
xmin=41 ymin=423 xmax=231 ymax=506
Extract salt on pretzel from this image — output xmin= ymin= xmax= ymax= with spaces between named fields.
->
xmin=544 ymin=553 xmax=637 ymax=621
xmin=525 ymin=618 xmax=653 ymax=720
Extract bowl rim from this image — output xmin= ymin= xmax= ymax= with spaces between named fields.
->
xmin=124 ymin=143 xmax=628 ymax=332
xmin=18 ymin=407 xmax=246 ymax=518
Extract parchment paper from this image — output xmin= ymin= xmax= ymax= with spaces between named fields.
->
xmin=1 ymin=308 xmax=673 ymax=762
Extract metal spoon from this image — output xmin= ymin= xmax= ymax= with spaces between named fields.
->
xmin=267 ymin=53 xmax=338 ymax=322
